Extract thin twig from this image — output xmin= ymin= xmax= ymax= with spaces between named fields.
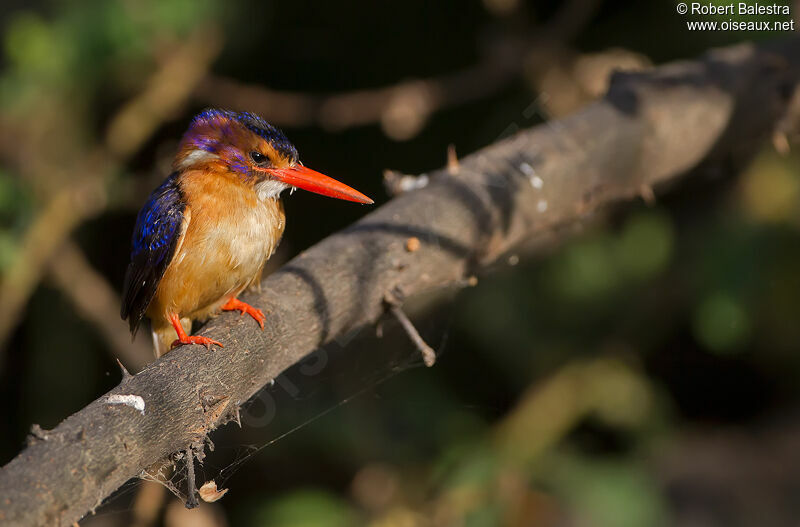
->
xmin=384 ymin=289 xmax=436 ymax=367
xmin=388 ymin=304 xmax=437 ymax=367
xmin=184 ymin=447 xmax=198 ymax=509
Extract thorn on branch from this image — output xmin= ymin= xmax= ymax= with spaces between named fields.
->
xmin=229 ymin=406 xmax=242 ymax=428
xmin=27 ymin=424 xmax=50 ymax=445
xmin=447 ymin=144 xmax=460 ymax=175
xmin=384 ymin=288 xmax=436 ymax=367
xmin=116 ymin=358 xmax=132 ymax=380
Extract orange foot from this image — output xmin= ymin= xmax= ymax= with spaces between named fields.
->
xmin=168 ymin=313 xmax=224 ymax=350
xmin=221 ymin=298 xmax=266 ymax=329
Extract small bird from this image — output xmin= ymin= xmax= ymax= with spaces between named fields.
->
xmin=121 ymin=109 xmax=373 ymax=357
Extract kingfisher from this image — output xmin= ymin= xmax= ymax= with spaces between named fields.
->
xmin=121 ymin=109 xmax=373 ymax=357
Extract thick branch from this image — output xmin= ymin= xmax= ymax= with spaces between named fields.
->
xmin=1 ymin=39 xmax=799 ymax=526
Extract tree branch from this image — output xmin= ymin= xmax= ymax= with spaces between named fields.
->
xmin=1 ymin=38 xmax=799 ymax=526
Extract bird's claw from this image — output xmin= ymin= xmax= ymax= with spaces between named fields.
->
xmin=170 ymin=335 xmax=224 ymax=350
xmin=221 ymin=298 xmax=266 ymax=329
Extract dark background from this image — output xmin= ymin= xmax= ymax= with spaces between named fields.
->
xmin=1 ymin=1 xmax=799 ymax=526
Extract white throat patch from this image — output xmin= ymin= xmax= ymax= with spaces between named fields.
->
xmin=254 ymin=179 xmax=291 ymax=201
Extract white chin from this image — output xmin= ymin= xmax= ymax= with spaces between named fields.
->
xmin=255 ymin=180 xmax=291 ymax=201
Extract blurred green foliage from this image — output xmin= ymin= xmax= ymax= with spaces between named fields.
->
xmin=692 ymin=291 xmax=751 ymax=353
xmin=2 ymin=0 xmax=216 ymax=100
xmin=247 ymin=490 xmax=361 ymax=527
xmin=546 ymin=209 xmax=675 ymax=302
xmin=547 ymin=454 xmax=668 ymax=527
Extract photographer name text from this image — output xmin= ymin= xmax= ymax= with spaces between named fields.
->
xmin=688 ymin=3 xmax=789 ymax=15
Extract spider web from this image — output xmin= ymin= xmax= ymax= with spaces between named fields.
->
xmin=216 ymin=308 xmax=454 ymax=493
xmin=95 ymin=293 xmax=457 ymax=516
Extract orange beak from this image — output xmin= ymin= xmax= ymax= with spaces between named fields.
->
xmin=264 ymin=165 xmax=373 ymax=204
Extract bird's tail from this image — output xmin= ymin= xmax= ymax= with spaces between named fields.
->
xmin=151 ymin=318 xmax=192 ymax=358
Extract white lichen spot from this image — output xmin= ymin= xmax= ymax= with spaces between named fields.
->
xmin=530 ymin=176 xmax=544 ymax=189
xmin=519 ymin=162 xmax=535 ymax=177
xmin=399 ymin=174 xmax=429 ymax=192
xmin=508 ymin=254 xmax=520 ymax=266
xmin=106 ymin=394 xmax=145 ymax=415
xmin=537 ymin=200 xmax=548 ymax=213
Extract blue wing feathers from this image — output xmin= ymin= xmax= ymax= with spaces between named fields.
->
xmin=121 ymin=172 xmax=186 ymax=335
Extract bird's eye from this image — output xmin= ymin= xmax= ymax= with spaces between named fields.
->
xmin=250 ymin=151 xmax=267 ymax=165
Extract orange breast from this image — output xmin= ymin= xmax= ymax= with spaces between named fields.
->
xmin=147 ymin=170 xmax=285 ymax=326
